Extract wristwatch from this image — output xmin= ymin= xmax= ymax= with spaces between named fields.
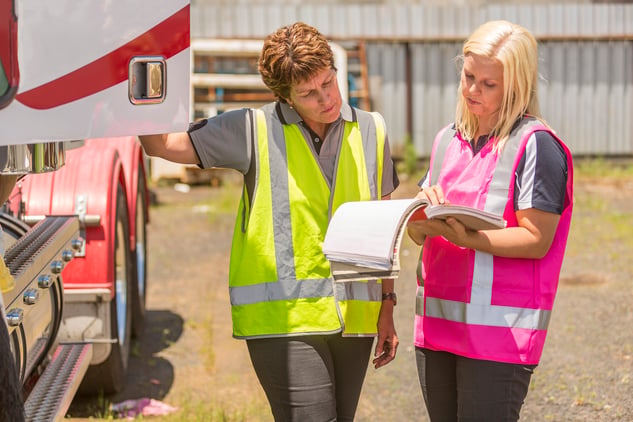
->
xmin=382 ymin=292 xmax=397 ymax=306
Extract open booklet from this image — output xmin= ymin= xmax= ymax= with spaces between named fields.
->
xmin=322 ymin=198 xmax=506 ymax=282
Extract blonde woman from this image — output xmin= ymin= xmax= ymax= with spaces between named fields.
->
xmin=407 ymin=20 xmax=573 ymax=421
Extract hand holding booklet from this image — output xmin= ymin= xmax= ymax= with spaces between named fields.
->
xmin=322 ymin=198 xmax=506 ymax=282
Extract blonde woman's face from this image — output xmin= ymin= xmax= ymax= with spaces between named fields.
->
xmin=461 ymin=54 xmax=504 ymax=128
xmin=287 ymin=68 xmax=342 ymax=126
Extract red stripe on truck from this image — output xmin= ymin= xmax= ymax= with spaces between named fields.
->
xmin=16 ymin=4 xmax=190 ymax=110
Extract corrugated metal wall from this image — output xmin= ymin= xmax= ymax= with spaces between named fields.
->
xmin=372 ymin=40 xmax=633 ymax=157
xmin=191 ymin=3 xmax=633 ymax=157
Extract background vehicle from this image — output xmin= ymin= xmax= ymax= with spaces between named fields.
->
xmin=0 ymin=1 xmax=190 ymax=420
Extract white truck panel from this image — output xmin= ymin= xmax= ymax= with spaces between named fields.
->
xmin=0 ymin=0 xmax=190 ymax=145
xmin=1 ymin=51 xmax=190 ymax=145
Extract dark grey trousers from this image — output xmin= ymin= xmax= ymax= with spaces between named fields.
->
xmin=247 ymin=334 xmax=374 ymax=422
xmin=416 ymin=347 xmax=535 ymax=422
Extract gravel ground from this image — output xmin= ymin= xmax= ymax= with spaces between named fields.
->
xmin=67 ymin=167 xmax=633 ymax=421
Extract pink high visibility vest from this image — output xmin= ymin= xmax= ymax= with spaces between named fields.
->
xmin=414 ymin=117 xmax=574 ymax=365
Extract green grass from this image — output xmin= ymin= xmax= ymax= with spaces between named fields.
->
xmin=574 ymin=157 xmax=633 ymax=180
xmin=565 ymin=158 xmax=633 ymax=262
xmin=198 ymin=182 xmax=243 ymax=224
xmin=144 ymin=394 xmax=269 ymax=422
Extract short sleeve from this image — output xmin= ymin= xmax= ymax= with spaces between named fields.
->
xmin=514 ymin=131 xmax=568 ymax=214
xmin=188 ymin=108 xmax=252 ymax=174
xmin=381 ymin=135 xmax=400 ymax=197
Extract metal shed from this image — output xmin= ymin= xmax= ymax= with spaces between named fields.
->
xmin=190 ymin=3 xmax=633 ymax=157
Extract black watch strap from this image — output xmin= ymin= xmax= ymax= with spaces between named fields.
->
xmin=382 ymin=292 xmax=397 ymax=306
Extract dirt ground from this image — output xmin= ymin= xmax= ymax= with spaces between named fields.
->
xmin=66 ymin=166 xmax=633 ymax=421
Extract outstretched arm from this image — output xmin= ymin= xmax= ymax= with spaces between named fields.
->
xmin=139 ymin=133 xmax=200 ymax=165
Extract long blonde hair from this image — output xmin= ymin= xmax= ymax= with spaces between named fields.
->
xmin=455 ymin=20 xmax=546 ymax=149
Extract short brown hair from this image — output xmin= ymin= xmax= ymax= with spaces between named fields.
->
xmin=258 ymin=22 xmax=336 ymax=102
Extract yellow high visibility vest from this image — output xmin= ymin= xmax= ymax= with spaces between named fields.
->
xmin=229 ymin=103 xmax=386 ymax=339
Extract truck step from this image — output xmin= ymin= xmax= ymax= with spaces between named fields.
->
xmin=24 ymin=342 xmax=93 ymax=422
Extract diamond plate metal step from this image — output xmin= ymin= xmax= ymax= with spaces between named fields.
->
xmin=24 ymin=342 xmax=93 ymax=422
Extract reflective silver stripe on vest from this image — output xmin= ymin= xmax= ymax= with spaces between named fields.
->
xmin=334 ymin=278 xmax=382 ymax=302
xmin=230 ymin=105 xmax=380 ymax=306
xmin=421 ymin=118 xmax=551 ymax=331
xmin=429 ymin=126 xmax=454 ymax=186
xmin=420 ymin=289 xmax=551 ymax=330
xmin=231 ymin=277 xmax=333 ymax=304
xmin=330 ymin=110 xmax=381 ymax=204
xmin=361 ymin=113 xmax=380 ymax=200
xmin=267 ymin=106 xmax=297 ymax=283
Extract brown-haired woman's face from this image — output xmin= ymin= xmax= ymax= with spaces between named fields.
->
xmin=287 ymin=68 xmax=342 ymax=126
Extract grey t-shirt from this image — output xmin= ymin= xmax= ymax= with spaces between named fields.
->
xmin=188 ymin=102 xmax=399 ymax=197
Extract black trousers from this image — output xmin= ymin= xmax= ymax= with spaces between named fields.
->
xmin=247 ymin=334 xmax=374 ymax=422
xmin=416 ymin=347 xmax=535 ymax=422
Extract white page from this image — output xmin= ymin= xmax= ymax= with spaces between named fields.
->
xmin=323 ymin=198 xmax=420 ymax=266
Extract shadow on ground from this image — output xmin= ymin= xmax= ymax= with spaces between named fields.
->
xmin=66 ymin=310 xmax=183 ymax=417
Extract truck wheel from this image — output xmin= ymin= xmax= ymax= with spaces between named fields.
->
xmin=0 ymin=212 xmax=30 ymax=249
xmin=80 ymin=183 xmax=132 ymax=395
xmin=0 ymin=213 xmax=28 ymax=417
xmin=131 ymin=171 xmax=147 ymax=338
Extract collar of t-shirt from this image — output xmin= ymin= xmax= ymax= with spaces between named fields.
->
xmin=277 ymin=101 xmax=355 ymax=125
xmin=470 ymin=134 xmax=491 ymax=155
xmin=277 ymin=102 xmax=355 ymax=155
xmin=468 ymin=118 xmax=527 ymax=155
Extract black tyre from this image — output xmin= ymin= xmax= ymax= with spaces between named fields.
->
xmin=79 ymin=183 xmax=133 ymax=395
xmin=0 ymin=212 xmax=27 ymax=421
xmin=130 ymin=170 xmax=148 ymax=338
